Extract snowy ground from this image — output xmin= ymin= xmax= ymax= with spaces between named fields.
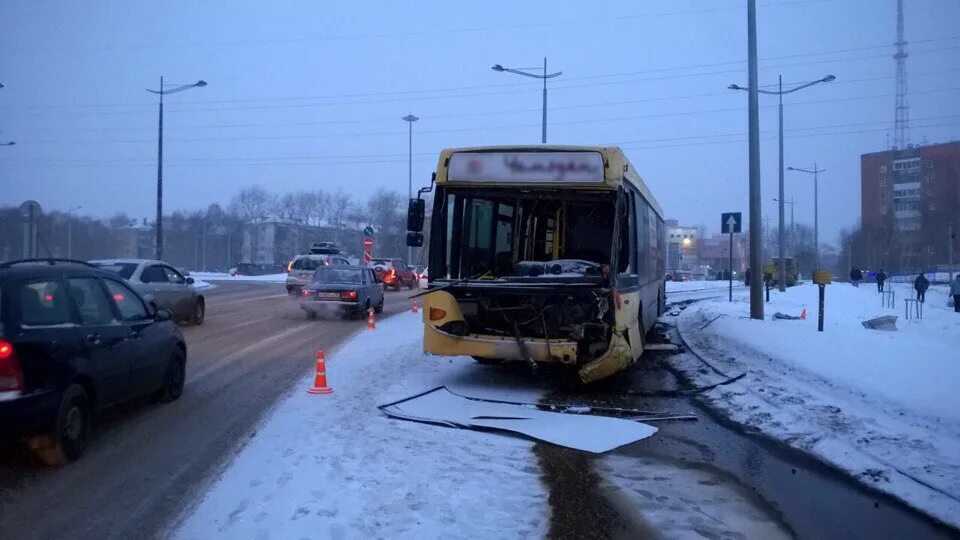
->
xmin=669 ymin=282 xmax=960 ymax=528
xmin=175 ymin=307 xmax=795 ymax=538
xmin=174 ymin=313 xmax=549 ymax=539
xmin=190 ymin=271 xmax=287 ymax=283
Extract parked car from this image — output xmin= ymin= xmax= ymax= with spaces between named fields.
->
xmin=90 ymin=259 xmax=205 ymax=324
xmin=285 ymin=253 xmax=351 ymax=295
xmin=299 ymin=266 xmax=384 ymax=319
xmin=0 ymin=258 xmax=187 ymax=466
xmin=368 ymin=258 xmax=417 ymax=290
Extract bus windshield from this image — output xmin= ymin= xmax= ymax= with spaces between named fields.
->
xmin=432 ymin=188 xmax=615 ymax=280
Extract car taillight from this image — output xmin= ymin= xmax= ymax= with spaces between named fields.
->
xmin=340 ymin=291 xmax=357 ymax=300
xmin=287 ymin=261 xmax=294 ymax=272
xmin=0 ymin=339 xmax=23 ymax=392
xmin=429 ymin=307 xmax=446 ymax=321
xmin=301 ymin=289 xmax=312 ymax=296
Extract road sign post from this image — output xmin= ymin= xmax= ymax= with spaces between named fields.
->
xmin=19 ymin=200 xmax=42 ymax=259
xmin=813 ymin=270 xmax=831 ymax=332
xmin=722 ymin=212 xmax=742 ymax=303
xmin=362 ymin=236 xmax=374 ymax=264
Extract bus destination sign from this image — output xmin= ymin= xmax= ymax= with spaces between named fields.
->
xmin=448 ymin=151 xmax=605 ymax=184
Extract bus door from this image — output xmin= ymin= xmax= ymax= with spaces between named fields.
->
xmin=615 ymin=190 xmax=644 ymax=359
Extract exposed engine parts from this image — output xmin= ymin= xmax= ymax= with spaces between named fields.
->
xmin=455 ymin=288 xmax=614 ymax=361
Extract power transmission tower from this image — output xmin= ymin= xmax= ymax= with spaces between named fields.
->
xmin=893 ymin=0 xmax=910 ymax=150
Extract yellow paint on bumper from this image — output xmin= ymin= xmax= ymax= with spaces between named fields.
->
xmin=423 ymin=324 xmax=578 ymax=364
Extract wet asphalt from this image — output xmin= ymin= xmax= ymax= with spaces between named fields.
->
xmin=531 ymin=293 xmax=959 ymax=539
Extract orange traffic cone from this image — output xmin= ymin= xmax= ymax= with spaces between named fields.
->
xmin=412 ymin=301 xmax=419 ymax=314
xmin=307 ymin=350 xmax=333 ymax=394
xmin=800 ymin=308 xmax=807 ymax=320
xmin=367 ymin=307 xmax=376 ymax=330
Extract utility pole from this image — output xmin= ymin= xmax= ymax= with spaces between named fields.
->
xmin=746 ymin=0 xmax=763 ymax=319
xmin=402 ymin=114 xmax=419 ymax=264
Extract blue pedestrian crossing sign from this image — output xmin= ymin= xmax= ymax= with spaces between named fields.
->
xmin=721 ymin=212 xmax=742 ymax=234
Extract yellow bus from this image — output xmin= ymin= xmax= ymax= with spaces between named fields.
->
xmin=406 ymin=145 xmax=666 ymax=383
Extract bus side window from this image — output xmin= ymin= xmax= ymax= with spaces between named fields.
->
xmin=617 ymin=193 xmax=631 ymax=274
xmin=634 ymin=192 xmax=650 ymax=282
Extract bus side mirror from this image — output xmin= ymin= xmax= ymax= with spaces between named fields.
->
xmin=407 ymin=198 xmax=425 ymax=232
xmin=406 ymin=232 xmax=424 ymax=247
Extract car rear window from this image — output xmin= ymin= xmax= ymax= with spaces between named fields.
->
xmin=313 ymin=268 xmax=362 ymax=284
xmin=293 ymin=257 xmax=324 ymax=271
xmin=93 ymin=262 xmax=138 ymax=280
xmin=20 ymin=280 xmax=72 ymax=326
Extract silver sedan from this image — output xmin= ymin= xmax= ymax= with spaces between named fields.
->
xmin=90 ymin=259 xmax=206 ymax=324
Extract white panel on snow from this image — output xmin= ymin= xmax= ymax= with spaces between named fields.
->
xmin=380 ymin=387 xmax=657 ymax=454
xmin=447 ymin=151 xmax=605 ymax=184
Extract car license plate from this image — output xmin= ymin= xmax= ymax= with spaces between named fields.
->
xmin=319 ymin=292 xmax=339 ymax=299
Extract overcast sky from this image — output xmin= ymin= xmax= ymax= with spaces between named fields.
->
xmin=1 ymin=0 xmax=958 ymax=244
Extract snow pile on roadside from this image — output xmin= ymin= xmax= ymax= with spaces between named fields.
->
xmin=190 ymin=278 xmax=213 ymax=290
xmin=669 ymin=283 xmax=960 ymax=527
xmin=175 ymin=313 xmax=548 ymax=539
xmin=666 ymin=280 xmax=731 ymax=292
xmin=190 ymin=271 xmax=287 ymax=283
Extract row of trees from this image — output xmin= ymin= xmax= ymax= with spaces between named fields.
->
xmin=0 ymin=185 xmax=417 ymax=270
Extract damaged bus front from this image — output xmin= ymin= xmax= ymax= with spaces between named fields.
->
xmin=408 ymin=146 xmax=665 ymax=383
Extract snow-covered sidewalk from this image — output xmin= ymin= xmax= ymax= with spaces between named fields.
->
xmin=174 ymin=313 xmax=549 ymax=539
xmin=669 ymin=282 xmax=960 ymax=528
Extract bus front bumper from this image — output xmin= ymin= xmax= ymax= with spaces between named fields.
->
xmin=424 ymin=324 xmax=634 ymax=383
xmin=423 ymin=324 xmax=578 ymax=365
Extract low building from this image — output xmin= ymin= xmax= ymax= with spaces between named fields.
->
xmin=665 ymin=219 xmax=700 ymax=274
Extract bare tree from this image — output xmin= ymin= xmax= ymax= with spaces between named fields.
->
xmin=229 ymin=185 xmax=276 ymax=263
xmin=329 ymin=188 xmax=352 ymax=245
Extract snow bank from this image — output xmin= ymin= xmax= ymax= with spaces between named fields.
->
xmin=190 ymin=272 xmax=287 ymax=283
xmin=175 ymin=313 xmax=548 ymax=539
xmin=670 ymin=283 xmax=960 ymax=527
xmin=190 ymin=278 xmax=213 ymax=290
xmin=666 ymin=280 xmax=732 ymax=292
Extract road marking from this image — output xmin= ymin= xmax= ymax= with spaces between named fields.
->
xmin=188 ymin=323 xmax=318 ymax=383
xmin=207 ymin=293 xmax=289 ymax=309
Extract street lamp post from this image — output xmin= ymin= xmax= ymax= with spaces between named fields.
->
xmin=788 ymin=164 xmax=825 ymax=271
xmin=402 ymin=114 xmax=419 ymax=263
xmin=146 ymin=77 xmax=207 ymax=261
xmin=492 ymin=58 xmax=562 ymax=143
xmin=773 ymin=197 xmax=798 ymax=257
xmin=729 ymin=74 xmax=835 ymax=291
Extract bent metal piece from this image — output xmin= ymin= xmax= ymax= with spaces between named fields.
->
xmin=379 ymin=386 xmax=657 ymax=454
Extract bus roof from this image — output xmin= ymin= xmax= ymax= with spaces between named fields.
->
xmin=435 ymin=145 xmax=663 ymax=219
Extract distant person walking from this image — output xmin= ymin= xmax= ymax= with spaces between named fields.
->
xmin=951 ymin=275 xmax=960 ymax=313
xmin=850 ymin=266 xmax=863 ymax=287
xmin=913 ymin=272 xmax=930 ymax=303
xmin=744 ymin=267 xmax=751 ymax=286
xmin=876 ymin=269 xmax=887 ymax=293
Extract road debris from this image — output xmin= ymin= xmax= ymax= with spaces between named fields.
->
xmin=379 ymin=386 xmax=657 ymax=453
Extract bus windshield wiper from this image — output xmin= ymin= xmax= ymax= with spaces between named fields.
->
xmin=409 ymin=270 xmax=490 ymax=299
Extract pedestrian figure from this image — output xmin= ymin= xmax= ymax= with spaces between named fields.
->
xmin=951 ymin=275 xmax=960 ymax=313
xmin=850 ymin=266 xmax=863 ymax=287
xmin=914 ymin=272 xmax=929 ymax=303
xmin=744 ymin=267 xmax=751 ymax=287
xmin=876 ymin=268 xmax=887 ymax=293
